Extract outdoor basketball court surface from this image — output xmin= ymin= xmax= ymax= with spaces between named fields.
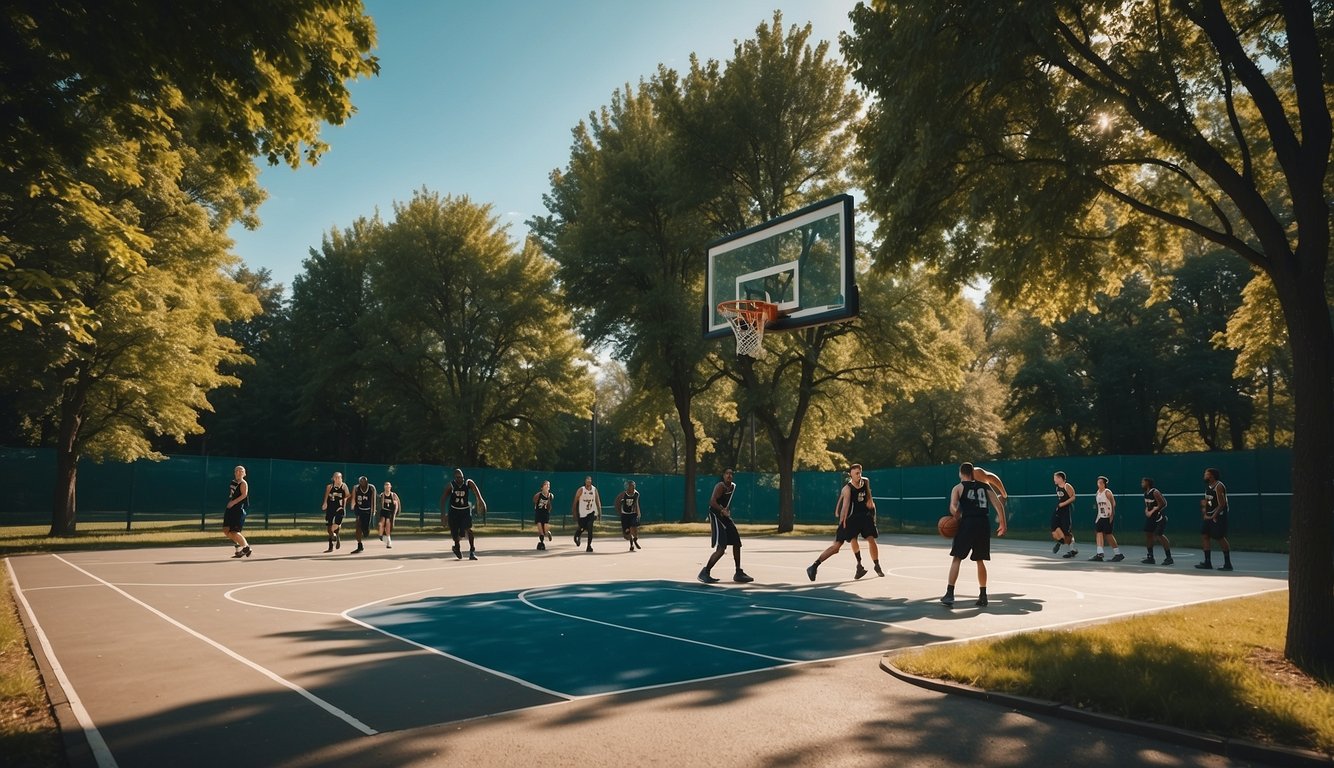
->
xmin=8 ymin=534 xmax=1288 ymax=767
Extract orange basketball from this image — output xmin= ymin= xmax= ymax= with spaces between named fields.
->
xmin=938 ymin=515 xmax=959 ymax=538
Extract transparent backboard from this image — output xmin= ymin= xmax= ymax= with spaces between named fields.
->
xmin=704 ymin=194 xmax=858 ymax=339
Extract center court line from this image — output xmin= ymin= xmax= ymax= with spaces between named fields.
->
xmin=50 ymin=555 xmax=377 ymax=737
xmin=517 ymin=586 xmax=798 ymax=664
xmin=6 ymin=559 xmax=119 ymax=768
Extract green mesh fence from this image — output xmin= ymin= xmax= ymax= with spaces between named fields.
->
xmin=0 ymin=447 xmax=1292 ymax=538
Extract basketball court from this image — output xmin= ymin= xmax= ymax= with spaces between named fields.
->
xmin=7 ymin=533 xmax=1287 ymax=767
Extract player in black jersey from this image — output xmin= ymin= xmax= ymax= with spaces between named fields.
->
xmin=1140 ymin=477 xmax=1172 ymax=564
xmin=533 ymin=480 xmax=554 ymax=550
xmin=614 ymin=480 xmax=643 ymax=552
xmin=698 ymin=469 xmax=754 ymax=583
xmin=1051 ymin=471 xmax=1078 ymax=558
xmin=322 ymin=472 xmax=350 ymax=552
xmin=349 ymin=476 xmax=376 ymax=554
xmin=1196 ymin=467 xmax=1233 ymax=570
xmin=224 ymin=465 xmax=252 ymax=559
xmin=378 ymin=481 xmax=400 ymax=549
xmin=941 ymin=462 xmax=1007 ymax=607
xmin=806 ymin=464 xmax=883 ymax=581
xmin=440 ymin=469 xmax=487 ymax=560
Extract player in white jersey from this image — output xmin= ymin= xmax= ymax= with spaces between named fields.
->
xmin=1088 ymin=476 xmax=1123 ymax=561
xmin=571 ymin=476 xmax=600 ymax=552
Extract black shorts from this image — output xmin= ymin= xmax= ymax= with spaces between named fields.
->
xmin=576 ymin=514 xmax=596 ymax=532
xmin=949 ymin=516 xmax=991 ymax=561
xmin=378 ymin=511 xmax=395 ymax=522
xmin=325 ymin=509 xmax=345 ymax=527
xmin=1094 ymin=517 xmax=1114 ymax=535
xmin=620 ymin=513 xmax=639 ymax=532
xmin=223 ymin=507 xmax=246 ymax=531
xmin=1050 ymin=508 xmax=1072 ymax=535
xmin=1201 ymin=514 xmax=1228 ymax=539
xmin=534 ymin=509 xmax=550 ymax=525
xmin=448 ymin=508 xmax=472 ymax=534
xmin=1143 ymin=515 xmax=1167 ymax=535
xmin=355 ymin=511 xmax=372 ymax=536
xmin=835 ymin=512 xmax=878 ymax=542
xmin=709 ymin=511 xmax=741 ymax=549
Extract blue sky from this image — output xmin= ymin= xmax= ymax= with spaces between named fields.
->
xmin=229 ymin=1 xmax=860 ymax=290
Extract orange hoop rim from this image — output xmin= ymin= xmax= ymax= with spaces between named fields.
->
xmin=717 ymin=299 xmax=779 ymax=325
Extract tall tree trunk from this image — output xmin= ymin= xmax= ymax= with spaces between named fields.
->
xmin=1275 ymin=269 xmax=1334 ymax=674
xmin=50 ymin=379 xmax=88 ymax=537
xmin=674 ymin=400 xmax=699 ymax=523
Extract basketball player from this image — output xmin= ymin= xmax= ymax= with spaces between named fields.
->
xmin=533 ymin=480 xmax=554 ymax=550
xmin=1196 ymin=467 xmax=1233 ymax=570
xmin=806 ymin=464 xmax=883 ymax=581
xmin=1140 ymin=477 xmax=1172 ymax=564
xmin=378 ymin=481 xmax=400 ymax=549
xmin=441 ymin=469 xmax=486 ymax=560
xmin=614 ymin=480 xmax=643 ymax=552
xmin=224 ymin=465 xmax=252 ymax=558
xmin=571 ymin=476 xmax=600 ymax=552
xmin=698 ymin=468 xmax=754 ymax=583
xmin=1051 ymin=471 xmax=1078 ymax=558
xmin=1089 ymin=476 xmax=1123 ymax=561
xmin=349 ymin=476 xmax=376 ymax=554
xmin=322 ymin=471 xmax=350 ymax=552
xmin=941 ymin=462 xmax=1007 ymax=607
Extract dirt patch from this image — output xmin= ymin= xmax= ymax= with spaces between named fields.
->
xmin=1247 ymin=646 xmax=1326 ymax=693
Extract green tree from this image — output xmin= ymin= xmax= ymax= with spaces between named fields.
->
xmin=532 ymin=82 xmax=717 ymax=519
xmin=365 ymin=191 xmax=593 ymax=467
xmin=845 ymin=0 xmax=1333 ymax=670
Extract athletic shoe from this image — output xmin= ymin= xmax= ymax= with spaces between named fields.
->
xmin=325 ymin=543 xmax=333 ymax=553
xmin=585 ymin=545 xmax=593 ymax=553
xmin=1052 ymin=541 xmax=1062 ymax=553
xmin=1088 ymin=553 xmax=1104 ymax=561
xmin=1141 ymin=556 xmax=1155 ymax=564
xmin=874 ymin=563 xmax=885 ymax=577
xmin=805 ymin=564 xmax=818 ymax=582
xmin=634 ymin=540 xmax=641 ymax=550
xmin=698 ymin=570 xmax=720 ymax=584
xmin=386 ymin=543 xmax=392 ymax=549
xmin=939 ymin=593 xmax=955 ymax=607
xmin=547 ymin=532 xmax=553 ymax=542
xmin=1194 ymin=562 xmax=1213 ymax=569
xmin=854 ymin=564 xmax=868 ymax=580
xmin=629 ymin=544 xmax=635 ymax=552
xmin=734 ymin=571 xmax=754 ymax=583
xmin=1111 ymin=553 xmax=1125 ymax=562
xmin=1219 ymin=564 xmax=1233 ymax=571
xmin=452 ymin=544 xmax=462 ymax=560
xmin=536 ymin=541 xmax=545 ymax=550
xmin=352 ymin=544 xmax=364 ymax=554
xmin=232 ymin=549 xmax=244 ymax=558
xmin=241 ymin=546 xmax=252 ymax=558
xmin=574 ymin=530 xmax=581 ymax=546
xmin=975 ymin=596 xmax=988 ymax=607
xmin=1162 ymin=556 xmax=1174 ymax=565
xmin=1062 ymin=549 xmax=1078 ymax=558
xmin=335 ymin=536 xmax=341 ymax=550
xmin=468 ymin=551 xmax=478 ymax=561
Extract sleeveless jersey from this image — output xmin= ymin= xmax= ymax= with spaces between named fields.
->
xmin=326 ymin=483 xmax=347 ymax=513
xmin=713 ymin=482 xmax=736 ymax=513
xmin=576 ymin=486 xmax=598 ymax=517
xmin=449 ymin=480 xmax=471 ymax=511
xmin=380 ymin=492 xmax=398 ymax=515
xmin=1055 ymin=484 xmax=1071 ymax=512
xmin=619 ymin=490 xmax=639 ymax=515
xmin=229 ymin=479 xmax=248 ymax=512
xmin=959 ymin=480 xmax=990 ymax=518
xmin=1144 ymin=488 xmax=1164 ymax=522
xmin=847 ymin=479 xmax=872 ymax=516
xmin=1095 ymin=489 xmax=1112 ymax=519
xmin=535 ymin=492 xmax=552 ymax=513
xmin=1205 ymin=482 xmax=1226 ymax=515
xmin=353 ymin=484 xmax=374 ymax=512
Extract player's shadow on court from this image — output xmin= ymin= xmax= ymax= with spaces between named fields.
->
xmin=915 ymin=592 xmax=1044 ymax=619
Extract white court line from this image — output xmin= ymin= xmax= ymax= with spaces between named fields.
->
xmin=517 ymin=586 xmax=798 ymax=664
xmin=6 ymin=558 xmax=119 ymax=768
xmin=50 ymin=555 xmax=377 ymax=736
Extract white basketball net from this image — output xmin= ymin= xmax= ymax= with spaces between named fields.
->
xmin=719 ymin=301 xmax=775 ymax=358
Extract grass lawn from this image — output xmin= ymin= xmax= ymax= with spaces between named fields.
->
xmin=893 ymin=591 xmax=1333 ymax=755
xmin=0 ymin=567 xmax=62 ymax=768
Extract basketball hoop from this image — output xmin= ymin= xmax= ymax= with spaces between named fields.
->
xmin=717 ymin=299 xmax=779 ymax=358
